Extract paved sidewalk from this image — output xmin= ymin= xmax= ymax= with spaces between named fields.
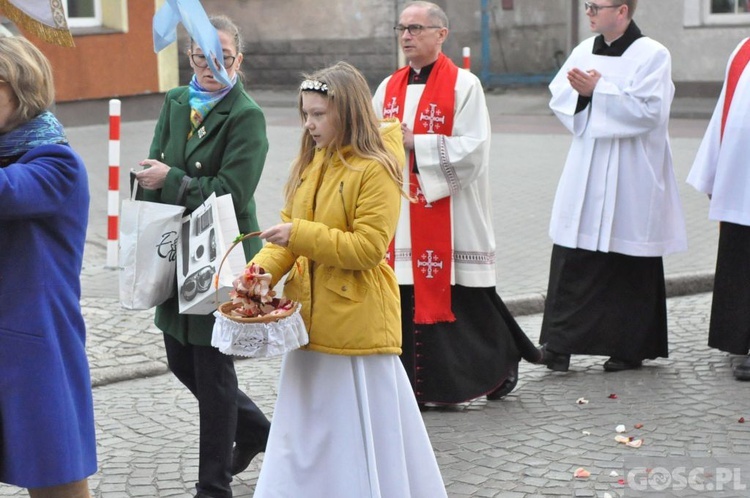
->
xmin=0 ymin=88 xmax=735 ymax=497
xmin=6 ymin=293 xmax=750 ymax=498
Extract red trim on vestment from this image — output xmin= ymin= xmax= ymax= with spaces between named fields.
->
xmin=383 ymin=53 xmax=458 ymax=324
xmin=722 ymin=38 xmax=750 ymax=142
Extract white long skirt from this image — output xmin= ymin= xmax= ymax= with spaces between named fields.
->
xmin=253 ymin=349 xmax=447 ymax=498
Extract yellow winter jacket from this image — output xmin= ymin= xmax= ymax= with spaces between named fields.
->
xmin=251 ymin=119 xmax=404 ymax=355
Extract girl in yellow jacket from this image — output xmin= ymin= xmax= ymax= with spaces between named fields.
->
xmin=250 ymin=62 xmax=447 ymax=497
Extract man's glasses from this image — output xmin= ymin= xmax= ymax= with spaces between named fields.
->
xmin=190 ymin=53 xmax=237 ymax=69
xmin=393 ymin=24 xmax=443 ymax=36
xmin=584 ymin=2 xmax=622 ymax=15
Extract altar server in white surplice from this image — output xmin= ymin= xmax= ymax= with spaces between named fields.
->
xmin=537 ymin=0 xmax=687 ymax=374
xmin=688 ymin=38 xmax=750 ymax=381
xmin=373 ymin=0 xmax=540 ymax=407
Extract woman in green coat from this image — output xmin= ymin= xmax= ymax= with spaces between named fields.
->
xmin=135 ymin=15 xmax=270 ymax=498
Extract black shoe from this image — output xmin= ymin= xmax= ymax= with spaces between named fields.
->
xmin=603 ymin=357 xmax=642 ymax=372
xmin=537 ymin=344 xmax=570 ymax=372
xmin=487 ymin=365 xmax=519 ymax=400
xmin=231 ymin=442 xmax=265 ymax=476
xmin=734 ymin=356 xmax=750 ymax=381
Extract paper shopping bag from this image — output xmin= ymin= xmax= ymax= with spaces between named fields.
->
xmin=177 ymin=193 xmax=246 ymax=314
xmin=119 ymin=186 xmax=186 ymax=309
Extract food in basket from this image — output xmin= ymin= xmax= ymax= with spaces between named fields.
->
xmin=228 ymin=263 xmax=295 ymax=318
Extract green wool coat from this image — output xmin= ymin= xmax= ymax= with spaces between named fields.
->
xmin=142 ymin=82 xmax=268 ymax=345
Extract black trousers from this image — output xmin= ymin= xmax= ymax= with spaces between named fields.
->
xmin=164 ymin=334 xmax=270 ymax=498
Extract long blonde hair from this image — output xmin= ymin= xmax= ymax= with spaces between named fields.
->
xmin=283 ymin=62 xmax=404 ymax=205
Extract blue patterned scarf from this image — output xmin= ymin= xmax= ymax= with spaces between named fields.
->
xmin=188 ymin=73 xmax=237 ymax=138
xmin=0 ymin=111 xmax=67 ymax=166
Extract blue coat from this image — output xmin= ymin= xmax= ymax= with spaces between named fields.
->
xmin=0 ymin=144 xmax=96 ymax=487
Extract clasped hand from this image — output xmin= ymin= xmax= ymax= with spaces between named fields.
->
xmin=567 ymin=68 xmax=601 ymax=97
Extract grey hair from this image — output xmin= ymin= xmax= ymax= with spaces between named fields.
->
xmin=403 ymin=1 xmax=449 ymax=29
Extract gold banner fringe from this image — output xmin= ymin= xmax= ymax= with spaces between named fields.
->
xmin=0 ymin=0 xmax=74 ymax=47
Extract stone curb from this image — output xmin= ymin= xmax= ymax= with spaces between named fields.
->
xmin=503 ymin=270 xmax=714 ymax=318
xmin=91 ymin=362 xmax=168 ymax=388
xmin=89 ymin=271 xmax=715 ymax=388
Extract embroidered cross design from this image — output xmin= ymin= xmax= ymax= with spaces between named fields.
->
xmin=419 ymin=103 xmax=445 ymax=134
xmin=417 ymin=250 xmax=443 ymax=279
xmin=415 ymin=187 xmax=432 ymax=208
xmin=383 ymin=97 xmax=400 ymax=118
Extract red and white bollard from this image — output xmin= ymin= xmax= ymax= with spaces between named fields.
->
xmin=106 ymin=99 xmax=121 ymax=269
xmin=463 ymin=46 xmax=471 ymax=71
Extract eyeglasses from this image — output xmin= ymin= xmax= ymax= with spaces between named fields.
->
xmin=190 ymin=53 xmax=237 ymax=69
xmin=393 ymin=24 xmax=443 ymax=36
xmin=584 ymin=2 xmax=623 ymax=15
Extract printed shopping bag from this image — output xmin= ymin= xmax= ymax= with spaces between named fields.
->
xmin=119 ymin=185 xmax=185 ymax=309
xmin=177 ymin=193 xmax=245 ymax=314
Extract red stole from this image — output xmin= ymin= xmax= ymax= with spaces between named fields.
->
xmin=383 ymin=53 xmax=458 ymax=324
xmin=722 ymin=38 xmax=750 ymax=142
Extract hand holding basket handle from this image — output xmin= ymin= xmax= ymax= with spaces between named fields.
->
xmin=215 ymin=232 xmax=296 ymax=324
xmin=211 ymin=232 xmax=308 ymax=358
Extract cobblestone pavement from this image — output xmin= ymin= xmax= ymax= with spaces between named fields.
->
xmin=6 ymin=294 xmax=750 ymax=497
xmin=2 ymin=90 xmax=741 ymax=497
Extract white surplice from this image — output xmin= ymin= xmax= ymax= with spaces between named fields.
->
xmin=373 ymin=68 xmax=496 ymax=287
xmin=688 ymin=37 xmax=750 ymax=227
xmin=252 ymin=350 xmax=447 ymax=498
xmin=549 ymin=36 xmax=687 ymax=257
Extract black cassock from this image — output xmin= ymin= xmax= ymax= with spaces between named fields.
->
xmin=400 ymin=285 xmax=540 ymax=405
xmin=709 ymin=222 xmax=750 ymax=355
xmin=539 ymin=244 xmax=668 ymax=363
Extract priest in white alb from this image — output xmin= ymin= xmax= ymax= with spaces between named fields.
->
xmin=537 ymin=0 xmax=687 ymax=373
xmin=688 ymin=37 xmax=750 ymax=381
xmin=373 ymin=1 xmax=540 ymax=407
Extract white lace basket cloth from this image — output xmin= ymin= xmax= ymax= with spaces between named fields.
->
xmin=211 ymin=303 xmax=308 ymax=357
xmin=209 ymin=232 xmax=309 ymax=358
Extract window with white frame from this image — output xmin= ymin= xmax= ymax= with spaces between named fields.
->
xmin=710 ymin=0 xmax=750 ymax=13
xmin=65 ymin=0 xmax=101 ymax=28
xmin=684 ymin=0 xmax=750 ymax=26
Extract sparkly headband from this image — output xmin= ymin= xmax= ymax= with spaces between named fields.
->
xmin=300 ymin=79 xmax=329 ymax=94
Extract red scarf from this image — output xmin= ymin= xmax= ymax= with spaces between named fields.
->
xmin=384 ymin=53 xmax=458 ymax=324
xmin=722 ymin=38 xmax=750 ymax=142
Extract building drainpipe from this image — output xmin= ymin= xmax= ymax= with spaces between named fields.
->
xmin=394 ymin=0 xmax=405 ymax=69
xmin=570 ymin=1 xmax=579 ymax=53
xmin=480 ymin=0 xmax=490 ymax=86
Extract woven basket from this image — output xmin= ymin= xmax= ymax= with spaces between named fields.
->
xmin=217 ymin=300 xmax=297 ymax=323
xmin=211 ymin=232 xmax=308 ymax=357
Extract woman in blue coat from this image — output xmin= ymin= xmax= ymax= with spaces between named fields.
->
xmin=0 ymin=37 xmax=96 ymax=497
